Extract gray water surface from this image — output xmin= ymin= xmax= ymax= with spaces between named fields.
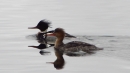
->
xmin=0 ymin=0 xmax=130 ymax=73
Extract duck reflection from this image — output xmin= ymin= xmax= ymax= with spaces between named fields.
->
xmin=28 ymin=44 xmax=47 ymax=49
xmin=28 ymin=44 xmax=51 ymax=55
xmin=28 ymin=42 xmax=96 ymax=70
xmin=28 ymin=32 xmax=97 ymax=70
xmin=28 ymin=44 xmax=65 ymax=69
xmin=47 ymin=48 xmax=65 ymax=70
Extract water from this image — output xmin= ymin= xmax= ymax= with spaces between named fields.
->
xmin=0 ymin=0 xmax=130 ymax=73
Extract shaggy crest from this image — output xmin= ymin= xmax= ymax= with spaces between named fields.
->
xmin=54 ymin=28 xmax=65 ymax=34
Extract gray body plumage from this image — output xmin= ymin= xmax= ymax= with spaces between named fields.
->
xmin=55 ymin=41 xmax=103 ymax=53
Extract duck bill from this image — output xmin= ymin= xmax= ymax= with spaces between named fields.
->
xmin=46 ymin=62 xmax=54 ymax=64
xmin=28 ymin=46 xmax=37 ymax=48
xmin=28 ymin=27 xmax=37 ymax=29
xmin=47 ymin=33 xmax=55 ymax=36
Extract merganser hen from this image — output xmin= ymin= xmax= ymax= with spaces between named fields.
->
xmin=47 ymin=48 xmax=65 ymax=70
xmin=48 ymin=28 xmax=103 ymax=54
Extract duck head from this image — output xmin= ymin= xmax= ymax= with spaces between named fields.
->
xmin=47 ymin=28 xmax=65 ymax=38
xmin=28 ymin=19 xmax=51 ymax=32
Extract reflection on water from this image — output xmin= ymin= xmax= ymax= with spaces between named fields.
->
xmin=0 ymin=0 xmax=130 ymax=72
xmin=47 ymin=48 xmax=65 ymax=70
xmin=28 ymin=33 xmax=65 ymax=69
xmin=28 ymin=44 xmax=51 ymax=55
xmin=28 ymin=33 xmax=99 ymax=70
xmin=27 ymin=33 xmax=130 ymax=69
xmin=27 ymin=19 xmax=130 ymax=70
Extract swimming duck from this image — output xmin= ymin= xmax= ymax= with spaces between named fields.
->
xmin=48 ymin=28 xmax=103 ymax=54
xmin=28 ymin=19 xmax=76 ymax=41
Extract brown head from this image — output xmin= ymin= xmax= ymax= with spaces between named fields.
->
xmin=53 ymin=28 xmax=65 ymax=38
xmin=47 ymin=28 xmax=65 ymax=39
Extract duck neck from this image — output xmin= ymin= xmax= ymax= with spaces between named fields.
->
xmin=55 ymin=37 xmax=64 ymax=48
xmin=41 ymin=29 xmax=47 ymax=33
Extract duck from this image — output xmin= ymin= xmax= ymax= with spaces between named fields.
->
xmin=28 ymin=19 xmax=76 ymax=44
xmin=47 ymin=48 xmax=65 ymax=70
xmin=28 ymin=19 xmax=51 ymax=41
xmin=48 ymin=28 xmax=103 ymax=54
